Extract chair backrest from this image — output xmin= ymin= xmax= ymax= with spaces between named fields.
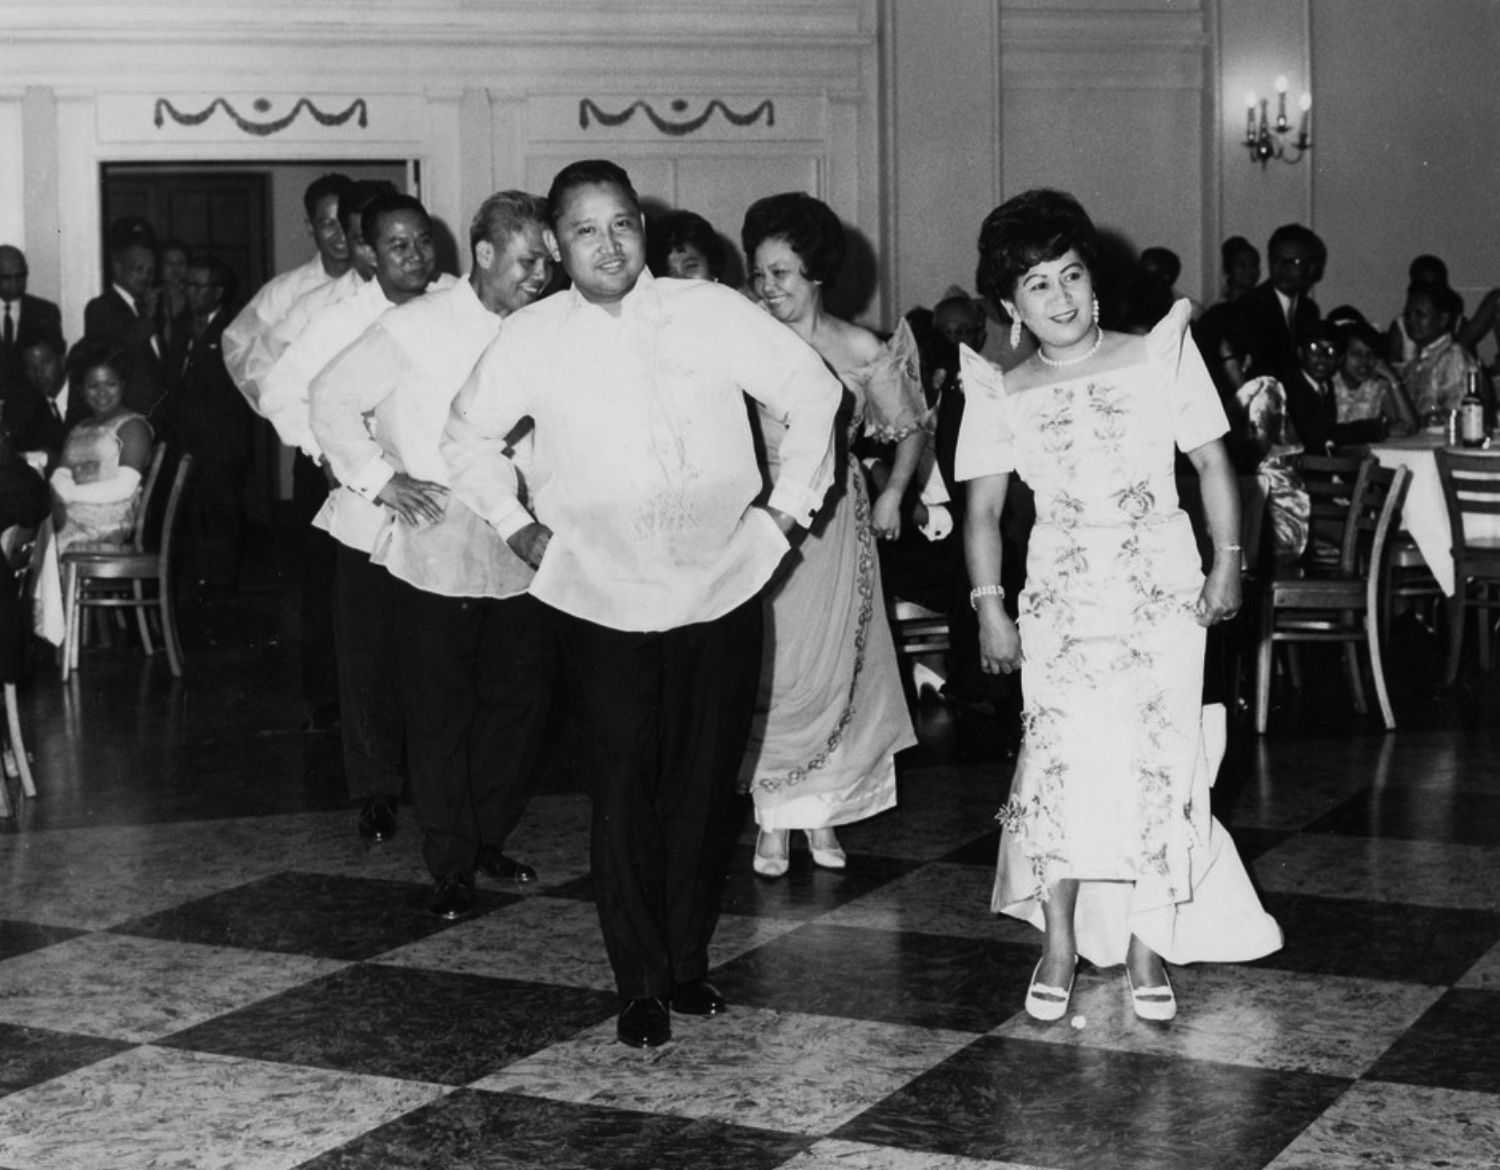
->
xmin=1435 ymin=448 xmax=1500 ymax=558
xmin=155 ymin=454 xmax=194 ymax=572
xmin=1300 ymin=451 xmax=1365 ymax=569
xmin=132 ymin=441 xmax=168 ymax=553
xmin=1363 ymin=463 xmax=1412 ymax=616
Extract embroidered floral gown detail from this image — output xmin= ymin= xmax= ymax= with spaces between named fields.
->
xmin=956 ymin=301 xmax=1281 ymax=966
xmin=741 ymin=320 xmax=925 ymax=831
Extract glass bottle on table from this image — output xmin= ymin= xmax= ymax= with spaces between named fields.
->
xmin=1458 ymin=371 xmax=1486 ymax=448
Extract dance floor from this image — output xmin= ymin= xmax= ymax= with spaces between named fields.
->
xmin=1 ymin=566 xmax=1498 ymax=1169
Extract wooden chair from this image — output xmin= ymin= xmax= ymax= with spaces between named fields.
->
xmin=0 ymin=524 xmax=38 ymax=818
xmin=1436 ymin=448 xmax=1500 ymax=684
xmin=888 ymin=596 xmax=952 ymax=703
xmin=61 ymin=453 xmax=193 ymax=679
xmin=1256 ymin=460 xmax=1412 ymax=734
xmin=1299 ymin=451 xmax=1366 ymax=573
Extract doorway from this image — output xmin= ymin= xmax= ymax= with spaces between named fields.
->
xmin=97 ymin=160 xmax=410 ymax=524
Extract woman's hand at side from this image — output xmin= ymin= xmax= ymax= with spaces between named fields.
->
xmin=1194 ymin=560 xmax=1242 ymax=626
xmin=977 ymin=603 xmax=1023 ymax=674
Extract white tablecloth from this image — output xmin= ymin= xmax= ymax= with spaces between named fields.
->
xmin=1369 ymin=434 xmax=1500 ymax=595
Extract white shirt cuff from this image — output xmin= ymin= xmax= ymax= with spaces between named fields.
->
xmin=919 ymin=504 xmax=953 ymax=542
xmin=768 ymin=482 xmax=821 ymax=528
xmin=490 ymin=499 xmax=537 ymax=541
xmin=345 ymin=457 xmax=396 ymax=503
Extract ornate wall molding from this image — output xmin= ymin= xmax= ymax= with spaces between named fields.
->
xmin=152 ymin=96 xmax=368 ymax=136
xmin=578 ymin=98 xmax=775 ymax=136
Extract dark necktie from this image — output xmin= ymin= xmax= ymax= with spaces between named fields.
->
xmin=48 ymin=397 xmax=61 ymax=422
xmin=2 ymin=303 xmax=12 ymax=349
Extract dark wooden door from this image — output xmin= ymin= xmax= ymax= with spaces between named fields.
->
xmin=101 ymin=170 xmax=271 ymax=306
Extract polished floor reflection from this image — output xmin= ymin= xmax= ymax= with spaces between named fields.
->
xmin=1 ymin=571 xmax=1498 ymax=1169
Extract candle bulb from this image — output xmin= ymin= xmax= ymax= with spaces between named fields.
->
xmin=1245 ymin=92 xmax=1257 ymax=143
xmin=1298 ymin=92 xmax=1312 ymax=145
xmin=1274 ymin=75 xmax=1289 ymax=131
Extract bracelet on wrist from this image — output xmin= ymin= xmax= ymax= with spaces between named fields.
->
xmin=969 ymin=584 xmax=1006 ymax=610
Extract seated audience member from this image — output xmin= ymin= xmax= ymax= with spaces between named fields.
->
xmin=0 ymin=245 xmax=65 ymax=393
xmin=31 ymin=341 xmax=155 ymax=645
xmin=648 ymin=210 xmax=730 ymax=282
xmin=49 ymin=340 xmax=154 ymax=553
xmin=1401 ymin=283 xmax=1487 ymax=424
xmin=1331 ymin=316 xmax=1415 ymax=436
xmin=1387 ymin=254 xmax=1450 ymax=366
xmin=1281 ymin=321 xmax=1346 ymax=453
xmin=5 ymin=334 xmax=86 ymax=460
xmin=1231 ymin=374 xmax=1309 ymax=564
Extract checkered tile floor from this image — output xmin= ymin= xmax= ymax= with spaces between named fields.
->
xmin=1 ymin=598 xmax=1498 ymax=1168
xmin=3 ymin=728 xmax=1498 ymax=1169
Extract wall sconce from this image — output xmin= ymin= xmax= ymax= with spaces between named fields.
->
xmin=1244 ymin=76 xmax=1311 ymax=166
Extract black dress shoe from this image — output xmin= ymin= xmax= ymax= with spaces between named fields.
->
xmin=670 ymin=979 xmax=727 ymax=1017
xmin=477 ymin=850 xmax=537 ymax=884
xmin=617 ymin=997 xmax=671 ymax=1048
xmin=357 ymin=797 xmax=398 ymax=842
xmin=427 ymin=874 xmax=476 ymax=920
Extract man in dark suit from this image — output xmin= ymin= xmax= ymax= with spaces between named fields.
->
xmin=1233 ymin=224 xmax=1327 ymax=445
xmin=3 ymin=333 xmax=87 ymax=461
xmin=0 ymin=245 xmax=65 ymax=393
xmin=83 ymin=238 xmax=166 ymax=417
xmin=163 ymin=255 xmax=252 ymax=594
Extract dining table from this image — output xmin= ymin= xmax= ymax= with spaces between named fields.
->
xmin=1367 ymin=432 xmax=1500 ymax=595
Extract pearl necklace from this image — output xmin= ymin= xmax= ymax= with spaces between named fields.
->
xmin=1036 ymin=325 xmax=1102 ymax=368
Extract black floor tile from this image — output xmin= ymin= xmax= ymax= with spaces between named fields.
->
xmin=0 ymin=919 xmax=86 ymax=962
xmin=158 ymin=963 xmax=618 ymax=1085
xmin=298 ymin=1089 xmax=813 ymax=1170
xmin=1251 ymin=892 xmax=1500 ymax=984
xmin=1303 ymin=787 xmax=1500 ymax=845
xmin=835 ymin=1035 xmax=1353 ymax=1170
xmin=546 ymin=849 xmax=922 ymax=925
xmin=1364 ymin=988 xmax=1500 ymax=1095
xmin=1224 ymin=826 xmax=1295 ymax=863
xmin=938 ymin=829 xmax=1001 ymax=867
xmin=0 ymin=1023 xmax=135 ymax=1098
xmin=110 ymin=871 xmax=518 ymax=961
xmin=710 ymin=921 xmax=1037 ymax=1032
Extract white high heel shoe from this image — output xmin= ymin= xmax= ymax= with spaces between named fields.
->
xmin=804 ymin=829 xmax=846 ymax=870
xmin=753 ymin=830 xmax=789 ymax=878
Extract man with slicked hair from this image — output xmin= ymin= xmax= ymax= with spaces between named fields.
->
xmin=311 ymin=190 xmax=554 ymax=915
xmin=445 ymin=159 xmax=842 ymax=1048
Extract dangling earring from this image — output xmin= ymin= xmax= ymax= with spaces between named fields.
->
xmin=1010 ymin=317 xmax=1023 ymax=349
xmin=1091 ymin=293 xmax=1101 ymax=326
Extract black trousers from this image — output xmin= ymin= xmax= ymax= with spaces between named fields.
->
xmin=553 ymin=598 xmax=763 ymax=1000
xmin=292 ymin=451 xmax=337 ymax=716
xmin=395 ymin=583 xmax=553 ymax=880
xmin=333 ymin=546 xmax=403 ymax=802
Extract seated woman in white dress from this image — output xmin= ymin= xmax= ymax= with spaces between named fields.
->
xmin=959 ymin=189 xmax=1281 ymax=1024
xmin=32 ymin=340 xmax=153 ymax=644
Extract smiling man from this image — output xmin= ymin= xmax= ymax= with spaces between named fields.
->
xmin=443 ymin=159 xmax=843 ymax=1048
xmin=263 ymin=192 xmax=454 ymax=846
xmin=310 ymin=190 xmax=554 ymax=916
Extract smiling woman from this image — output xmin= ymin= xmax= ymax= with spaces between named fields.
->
xmin=958 ymin=188 xmax=1282 ymax=1026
